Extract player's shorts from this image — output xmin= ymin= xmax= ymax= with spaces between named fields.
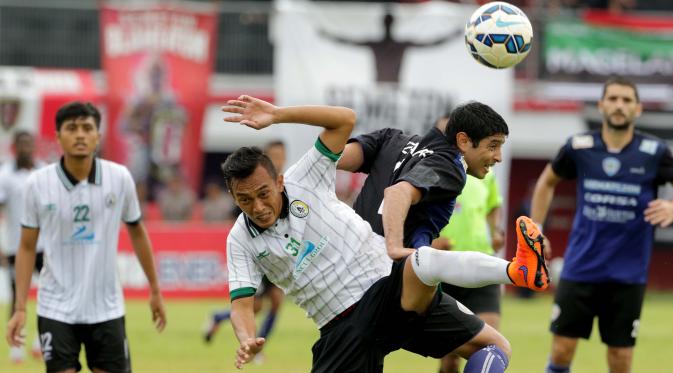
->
xmin=255 ymin=276 xmax=276 ymax=297
xmin=441 ymin=283 xmax=501 ymax=314
xmin=550 ymin=279 xmax=646 ymax=347
xmin=311 ymin=258 xmax=485 ymax=373
xmin=37 ymin=316 xmax=131 ymax=373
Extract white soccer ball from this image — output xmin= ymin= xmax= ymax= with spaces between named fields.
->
xmin=464 ymin=1 xmax=533 ymax=69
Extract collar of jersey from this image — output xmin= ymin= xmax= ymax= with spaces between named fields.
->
xmin=244 ymin=190 xmax=290 ymax=238
xmin=57 ymin=157 xmax=102 ymax=191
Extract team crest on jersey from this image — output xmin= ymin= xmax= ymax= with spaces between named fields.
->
xmin=602 ymin=157 xmax=621 ymax=177
xmin=290 ymin=200 xmax=309 ymax=218
xmin=105 ymin=193 xmax=116 ymax=208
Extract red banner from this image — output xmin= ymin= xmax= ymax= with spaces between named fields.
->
xmin=118 ymin=222 xmax=230 ymax=298
xmin=100 ymin=2 xmax=217 ymax=198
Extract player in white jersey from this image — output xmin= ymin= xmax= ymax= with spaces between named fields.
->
xmin=222 ymin=96 xmax=545 ymax=372
xmin=0 ymin=131 xmax=45 ymax=362
xmin=5 ymin=102 xmax=167 ymax=373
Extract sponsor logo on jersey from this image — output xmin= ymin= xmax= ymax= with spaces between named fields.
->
xmin=293 ymin=236 xmax=329 ymax=278
xmin=71 ymin=225 xmax=95 ymax=242
xmin=290 ymin=200 xmax=309 ymax=218
xmin=639 ymin=139 xmax=658 ymax=155
xmin=571 ymin=135 xmax=594 ymax=149
xmin=602 ymin=157 xmax=621 ymax=177
xmin=630 ymin=167 xmax=646 ymax=175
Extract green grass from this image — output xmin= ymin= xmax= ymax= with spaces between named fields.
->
xmin=1 ymin=292 xmax=671 ymax=372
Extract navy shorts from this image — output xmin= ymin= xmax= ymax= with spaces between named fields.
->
xmin=311 ymin=258 xmax=485 ymax=373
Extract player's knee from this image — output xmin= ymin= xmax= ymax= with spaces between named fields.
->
xmin=607 ymin=347 xmax=632 ymax=365
xmin=550 ymin=340 xmax=575 ymax=364
xmin=482 ymin=324 xmax=511 ymax=358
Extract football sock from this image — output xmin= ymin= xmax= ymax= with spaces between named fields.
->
xmin=258 ymin=311 xmax=277 ymax=339
xmin=463 ymin=345 xmax=509 ymax=373
xmin=546 ymin=361 xmax=570 ymax=373
xmin=213 ymin=310 xmax=231 ymax=324
xmin=411 ymin=246 xmax=510 ymax=287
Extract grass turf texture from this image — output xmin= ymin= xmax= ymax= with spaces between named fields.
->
xmin=1 ymin=292 xmax=671 ymax=372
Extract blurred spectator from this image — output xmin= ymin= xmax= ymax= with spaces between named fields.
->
xmin=157 ymin=169 xmax=195 ymax=221
xmin=264 ymin=140 xmax=286 ymax=173
xmin=202 ymin=180 xmax=235 ymax=222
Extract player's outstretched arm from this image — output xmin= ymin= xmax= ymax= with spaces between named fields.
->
xmin=127 ymin=222 xmax=166 ymax=332
xmin=530 ymin=164 xmax=562 ymax=259
xmin=6 ymin=227 xmax=39 ymax=347
xmin=231 ymin=296 xmax=264 ymax=369
xmin=222 ymin=95 xmax=356 ymax=154
xmin=382 ymin=181 xmax=422 ymax=260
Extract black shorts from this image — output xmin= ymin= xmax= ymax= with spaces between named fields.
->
xmin=37 ymin=316 xmax=131 ymax=373
xmin=8 ymin=252 xmax=44 ymax=317
xmin=311 ymin=258 xmax=485 ymax=373
xmin=441 ymin=283 xmax=501 ymax=315
xmin=550 ymin=279 xmax=646 ymax=347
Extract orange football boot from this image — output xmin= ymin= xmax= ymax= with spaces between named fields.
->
xmin=507 ymin=216 xmax=550 ymax=291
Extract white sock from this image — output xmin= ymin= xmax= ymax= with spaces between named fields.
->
xmin=411 ymin=246 xmax=511 ymax=287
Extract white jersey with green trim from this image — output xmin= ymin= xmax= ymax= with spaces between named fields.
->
xmin=227 ymin=140 xmax=393 ymax=328
xmin=22 ymin=158 xmax=142 ymax=324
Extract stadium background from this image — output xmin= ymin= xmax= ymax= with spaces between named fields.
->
xmin=0 ymin=0 xmax=671 ymax=371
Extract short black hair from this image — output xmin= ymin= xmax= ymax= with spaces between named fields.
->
xmin=221 ymin=147 xmax=278 ymax=191
xmin=602 ymin=76 xmax=640 ymax=103
xmin=55 ymin=101 xmax=101 ymax=131
xmin=445 ymin=101 xmax=509 ymax=147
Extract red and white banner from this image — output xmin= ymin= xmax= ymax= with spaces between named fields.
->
xmin=100 ymin=2 xmax=217 ymax=196
xmin=118 ymin=222 xmax=230 ymax=298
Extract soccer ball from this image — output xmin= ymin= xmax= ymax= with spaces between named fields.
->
xmin=464 ymin=1 xmax=533 ymax=69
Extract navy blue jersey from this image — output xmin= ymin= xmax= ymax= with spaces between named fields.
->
xmin=350 ymin=127 xmax=466 ymax=248
xmin=552 ymin=130 xmax=673 ymax=284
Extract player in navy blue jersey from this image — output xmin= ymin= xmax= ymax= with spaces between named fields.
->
xmin=531 ymin=76 xmax=673 ymax=373
xmin=337 ymin=102 xmax=550 ymax=373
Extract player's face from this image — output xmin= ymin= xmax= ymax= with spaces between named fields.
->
xmin=230 ymin=164 xmax=284 ymax=229
xmin=460 ymin=133 xmax=506 ymax=179
xmin=599 ymin=84 xmax=642 ymax=131
xmin=14 ymin=134 xmax=35 ymax=159
xmin=57 ymin=116 xmax=100 ymax=158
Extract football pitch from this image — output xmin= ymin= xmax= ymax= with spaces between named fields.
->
xmin=1 ymin=292 xmax=671 ymax=372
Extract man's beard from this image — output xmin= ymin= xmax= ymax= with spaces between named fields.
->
xmin=605 ymin=115 xmax=633 ymax=131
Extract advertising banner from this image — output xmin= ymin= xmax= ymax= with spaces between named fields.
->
xmin=118 ymin=222 xmax=230 ymax=298
xmin=100 ymin=2 xmax=217 ymax=198
xmin=543 ymin=10 xmax=673 ymax=84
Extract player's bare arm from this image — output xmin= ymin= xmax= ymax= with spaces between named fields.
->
xmin=336 ymin=142 xmax=365 ymax=172
xmin=382 ymin=181 xmax=422 ymax=260
xmin=5 ymin=227 xmax=39 ymax=347
xmin=222 ymin=95 xmax=356 ymax=154
xmin=531 ymin=164 xmax=562 ymax=259
xmin=127 ymin=222 xmax=166 ymax=332
xmin=644 ymin=199 xmax=673 ymax=228
xmin=231 ymin=296 xmax=265 ymax=369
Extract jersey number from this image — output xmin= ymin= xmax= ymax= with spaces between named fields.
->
xmin=73 ymin=205 xmax=90 ymax=223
